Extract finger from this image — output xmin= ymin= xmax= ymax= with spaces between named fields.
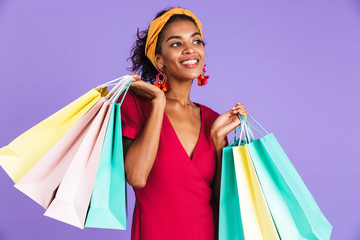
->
xmin=232 ymin=110 xmax=247 ymax=119
xmin=232 ymin=106 xmax=245 ymax=111
xmin=238 ymin=112 xmax=248 ymax=119
xmin=236 ymin=108 xmax=247 ymax=114
xmin=232 ymin=103 xmax=245 ymax=109
xmin=239 ymin=111 xmax=247 ymax=115
xmin=130 ymin=73 xmax=141 ymax=80
xmin=232 ymin=107 xmax=246 ymax=113
xmin=130 ymin=80 xmax=143 ymax=88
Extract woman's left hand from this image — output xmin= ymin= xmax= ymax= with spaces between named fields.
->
xmin=210 ymin=103 xmax=247 ymax=148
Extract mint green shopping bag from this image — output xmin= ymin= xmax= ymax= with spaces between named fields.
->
xmin=85 ymin=82 xmax=132 ymax=230
xmin=218 ymin=135 xmax=245 ymax=240
xmin=242 ymin=114 xmax=332 ymax=239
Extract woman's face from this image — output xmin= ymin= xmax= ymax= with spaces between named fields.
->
xmin=155 ymin=19 xmax=205 ymax=83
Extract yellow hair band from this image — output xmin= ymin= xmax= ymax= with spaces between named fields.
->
xmin=145 ymin=8 xmax=203 ymax=69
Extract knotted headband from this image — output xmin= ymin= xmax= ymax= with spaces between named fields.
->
xmin=145 ymin=8 xmax=203 ymax=69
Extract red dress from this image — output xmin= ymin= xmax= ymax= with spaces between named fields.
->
xmin=120 ymin=89 xmax=227 ymax=240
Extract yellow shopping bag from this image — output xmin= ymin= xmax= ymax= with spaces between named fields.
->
xmin=0 ymin=87 xmax=109 ymax=183
xmin=232 ymin=145 xmax=280 ymax=240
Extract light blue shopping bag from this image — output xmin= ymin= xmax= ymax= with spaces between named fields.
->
xmin=85 ymin=82 xmax=132 ymax=229
xmin=218 ymin=138 xmax=245 ymax=240
xmin=242 ymin=114 xmax=333 ymax=239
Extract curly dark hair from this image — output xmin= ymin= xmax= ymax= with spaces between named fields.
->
xmin=127 ymin=7 xmax=205 ymax=83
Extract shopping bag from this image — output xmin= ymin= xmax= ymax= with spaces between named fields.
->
xmin=44 ymin=100 xmax=112 ymax=229
xmin=14 ymin=98 xmax=105 ymax=209
xmin=219 ymin=119 xmax=280 ymax=240
xmin=43 ymin=76 xmax=134 ymax=229
xmin=218 ymin=139 xmax=245 ymax=240
xmin=242 ymin=114 xmax=333 ymax=239
xmin=85 ymin=86 xmax=130 ymax=230
xmin=0 ymin=87 xmax=109 ymax=183
xmin=232 ymin=125 xmax=280 ymax=239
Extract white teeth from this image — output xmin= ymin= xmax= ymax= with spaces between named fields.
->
xmin=181 ymin=60 xmax=198 ymax=65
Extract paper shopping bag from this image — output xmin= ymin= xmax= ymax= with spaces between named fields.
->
xmin=232 ymin=144 xmax=280 ymax=240
xmin=14 ymin=98 xmax=105 ymax=209
xmin=85 ymin=103 xmax=127 ymax=229
xmin=0 ymin=87 xmax=109 ymax=183
xmin=240 ymin=114 xmax=332 ymax=239
xmin=44 ymin=101 xmax=111 ymax=229
xmin=218 ymin=139 xmax=245 ymax=240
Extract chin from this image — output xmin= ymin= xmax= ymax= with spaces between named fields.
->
xmin=187 ymin=69 xmax=202 ymax=79
xmin=172 ymin=68 xmax=202 ymax=81
xmin=186 ymin=73 xmax=201 ymax=81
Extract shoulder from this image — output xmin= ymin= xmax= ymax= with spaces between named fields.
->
xmin=119 ymin=89 xmax=152 ymax=110
xmin=198 ymin=103 xmax=220 ymax=123
xmin=119 ymin=89 xmax=152 ymax=122
xmin=118 ymin=89 xmax=152 ymax=139
xmin=118 ymin=88 xmax=146 ymax=104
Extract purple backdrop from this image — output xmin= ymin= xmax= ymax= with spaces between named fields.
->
xmin=0 ymin=1 xmax=359 ymax=239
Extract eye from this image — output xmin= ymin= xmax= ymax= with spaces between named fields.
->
xmin=194 ymin=39 xmax=204 ymax=45
xmin=170 ymin=42 xmax=181 ymax=47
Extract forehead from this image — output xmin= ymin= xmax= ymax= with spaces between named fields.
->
xmin=162 ymin=19 xmax=201 ymax=38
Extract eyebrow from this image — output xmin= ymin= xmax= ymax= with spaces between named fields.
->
xmin=166 ymin=32 xmax=201 ymax=42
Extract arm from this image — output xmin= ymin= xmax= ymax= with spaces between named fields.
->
xmin=210 ymin=135 xmax=227 ymax=204
xmin=122 ymin=78 xmax=166 ymax=188
xmin=210 ymin=103 xmax=248 ymax=204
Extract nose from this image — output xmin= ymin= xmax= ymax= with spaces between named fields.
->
xmin=182 ymin=42 xmax=195 ymax=54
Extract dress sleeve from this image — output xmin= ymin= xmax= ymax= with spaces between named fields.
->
xmin=119 ymin=89 xmax=144 ymax=140
xmin=224 ymin=135 xmax=229 ymax=146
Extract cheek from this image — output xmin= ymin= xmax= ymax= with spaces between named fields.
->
xmin=194 ymin=46 xmax=205 ymax=60
xmin=199 ymin=47 xmax=205 ymax=58
xmin=164 ymin=51 xmax=181 ymax=65
xmin=160 ymin=45 xmax=177 ymax=63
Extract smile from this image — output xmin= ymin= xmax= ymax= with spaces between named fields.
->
xmin=181 ymin=59 xmax=198 ymax=65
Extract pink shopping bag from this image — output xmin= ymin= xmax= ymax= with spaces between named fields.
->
xmin=44 ymin=100 xmax=112 ymax=229
xmin=14 ymin=98 xmax=105 ymax=209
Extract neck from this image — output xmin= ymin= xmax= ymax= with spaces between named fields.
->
xmin=165 ymin=78 xmax=194 ymax=107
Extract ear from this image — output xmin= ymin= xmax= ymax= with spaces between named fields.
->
xmin=155 ymin=54 xmax=164 ymax=70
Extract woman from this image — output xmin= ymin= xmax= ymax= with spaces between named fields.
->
xmin=120 ymin=7 xmax=247 ymax=240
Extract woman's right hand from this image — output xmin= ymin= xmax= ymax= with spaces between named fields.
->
xmin=130 ymin=73 xmax=165 ymax=102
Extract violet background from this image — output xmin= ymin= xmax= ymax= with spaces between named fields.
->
xmin=0 ymin=0 xmax=359 ymax=239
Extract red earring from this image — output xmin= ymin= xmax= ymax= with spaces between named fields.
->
xmin=197 ymin=65 xmax=209 ymax=86
xmin=154 ymin=69 xmax=170 ymax=92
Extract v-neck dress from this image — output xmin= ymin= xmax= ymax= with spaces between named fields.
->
xmin=120 ymin=89 xmax=227 ymax=240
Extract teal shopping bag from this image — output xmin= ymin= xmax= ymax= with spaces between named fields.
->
xmin=242 ymin=115 xmax=333 ymax=239
xmin=218 ymin=137 xmax=245 ymax=240
xmin=85 ymin=83 xmax=131 ymax=230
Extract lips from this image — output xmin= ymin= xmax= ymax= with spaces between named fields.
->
xmin=180 ymin=57 xmax=199 ymax=68
xmin=181 ymin=59 xmax=198 ymax=65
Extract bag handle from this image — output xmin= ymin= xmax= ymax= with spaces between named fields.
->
xmin=115 ymin=81 xmax=133 ymax=106
xmin=231 ymin=113 xmax=269 ymax=145
xmin=230 ymin=115 xmax=251 ymax=145
xmin=96 ymin=76 xmax=128 ymax=89
xmin=95 ymin=75 xmax=135 ymax=100
xmin=105 ymin=79 xmax=123 ymax=99
xmin=247 ymin=114 xmax=269 ymax=135
xmin=97 ymin=75 xmax=134 ymax=101
xmin=237 ymin=115 xmax=252 ymax=146
xmin=108 ymin=75 xmax=135 ymax=103
xmin=239 ymin=113 xmax=269 ymax=137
